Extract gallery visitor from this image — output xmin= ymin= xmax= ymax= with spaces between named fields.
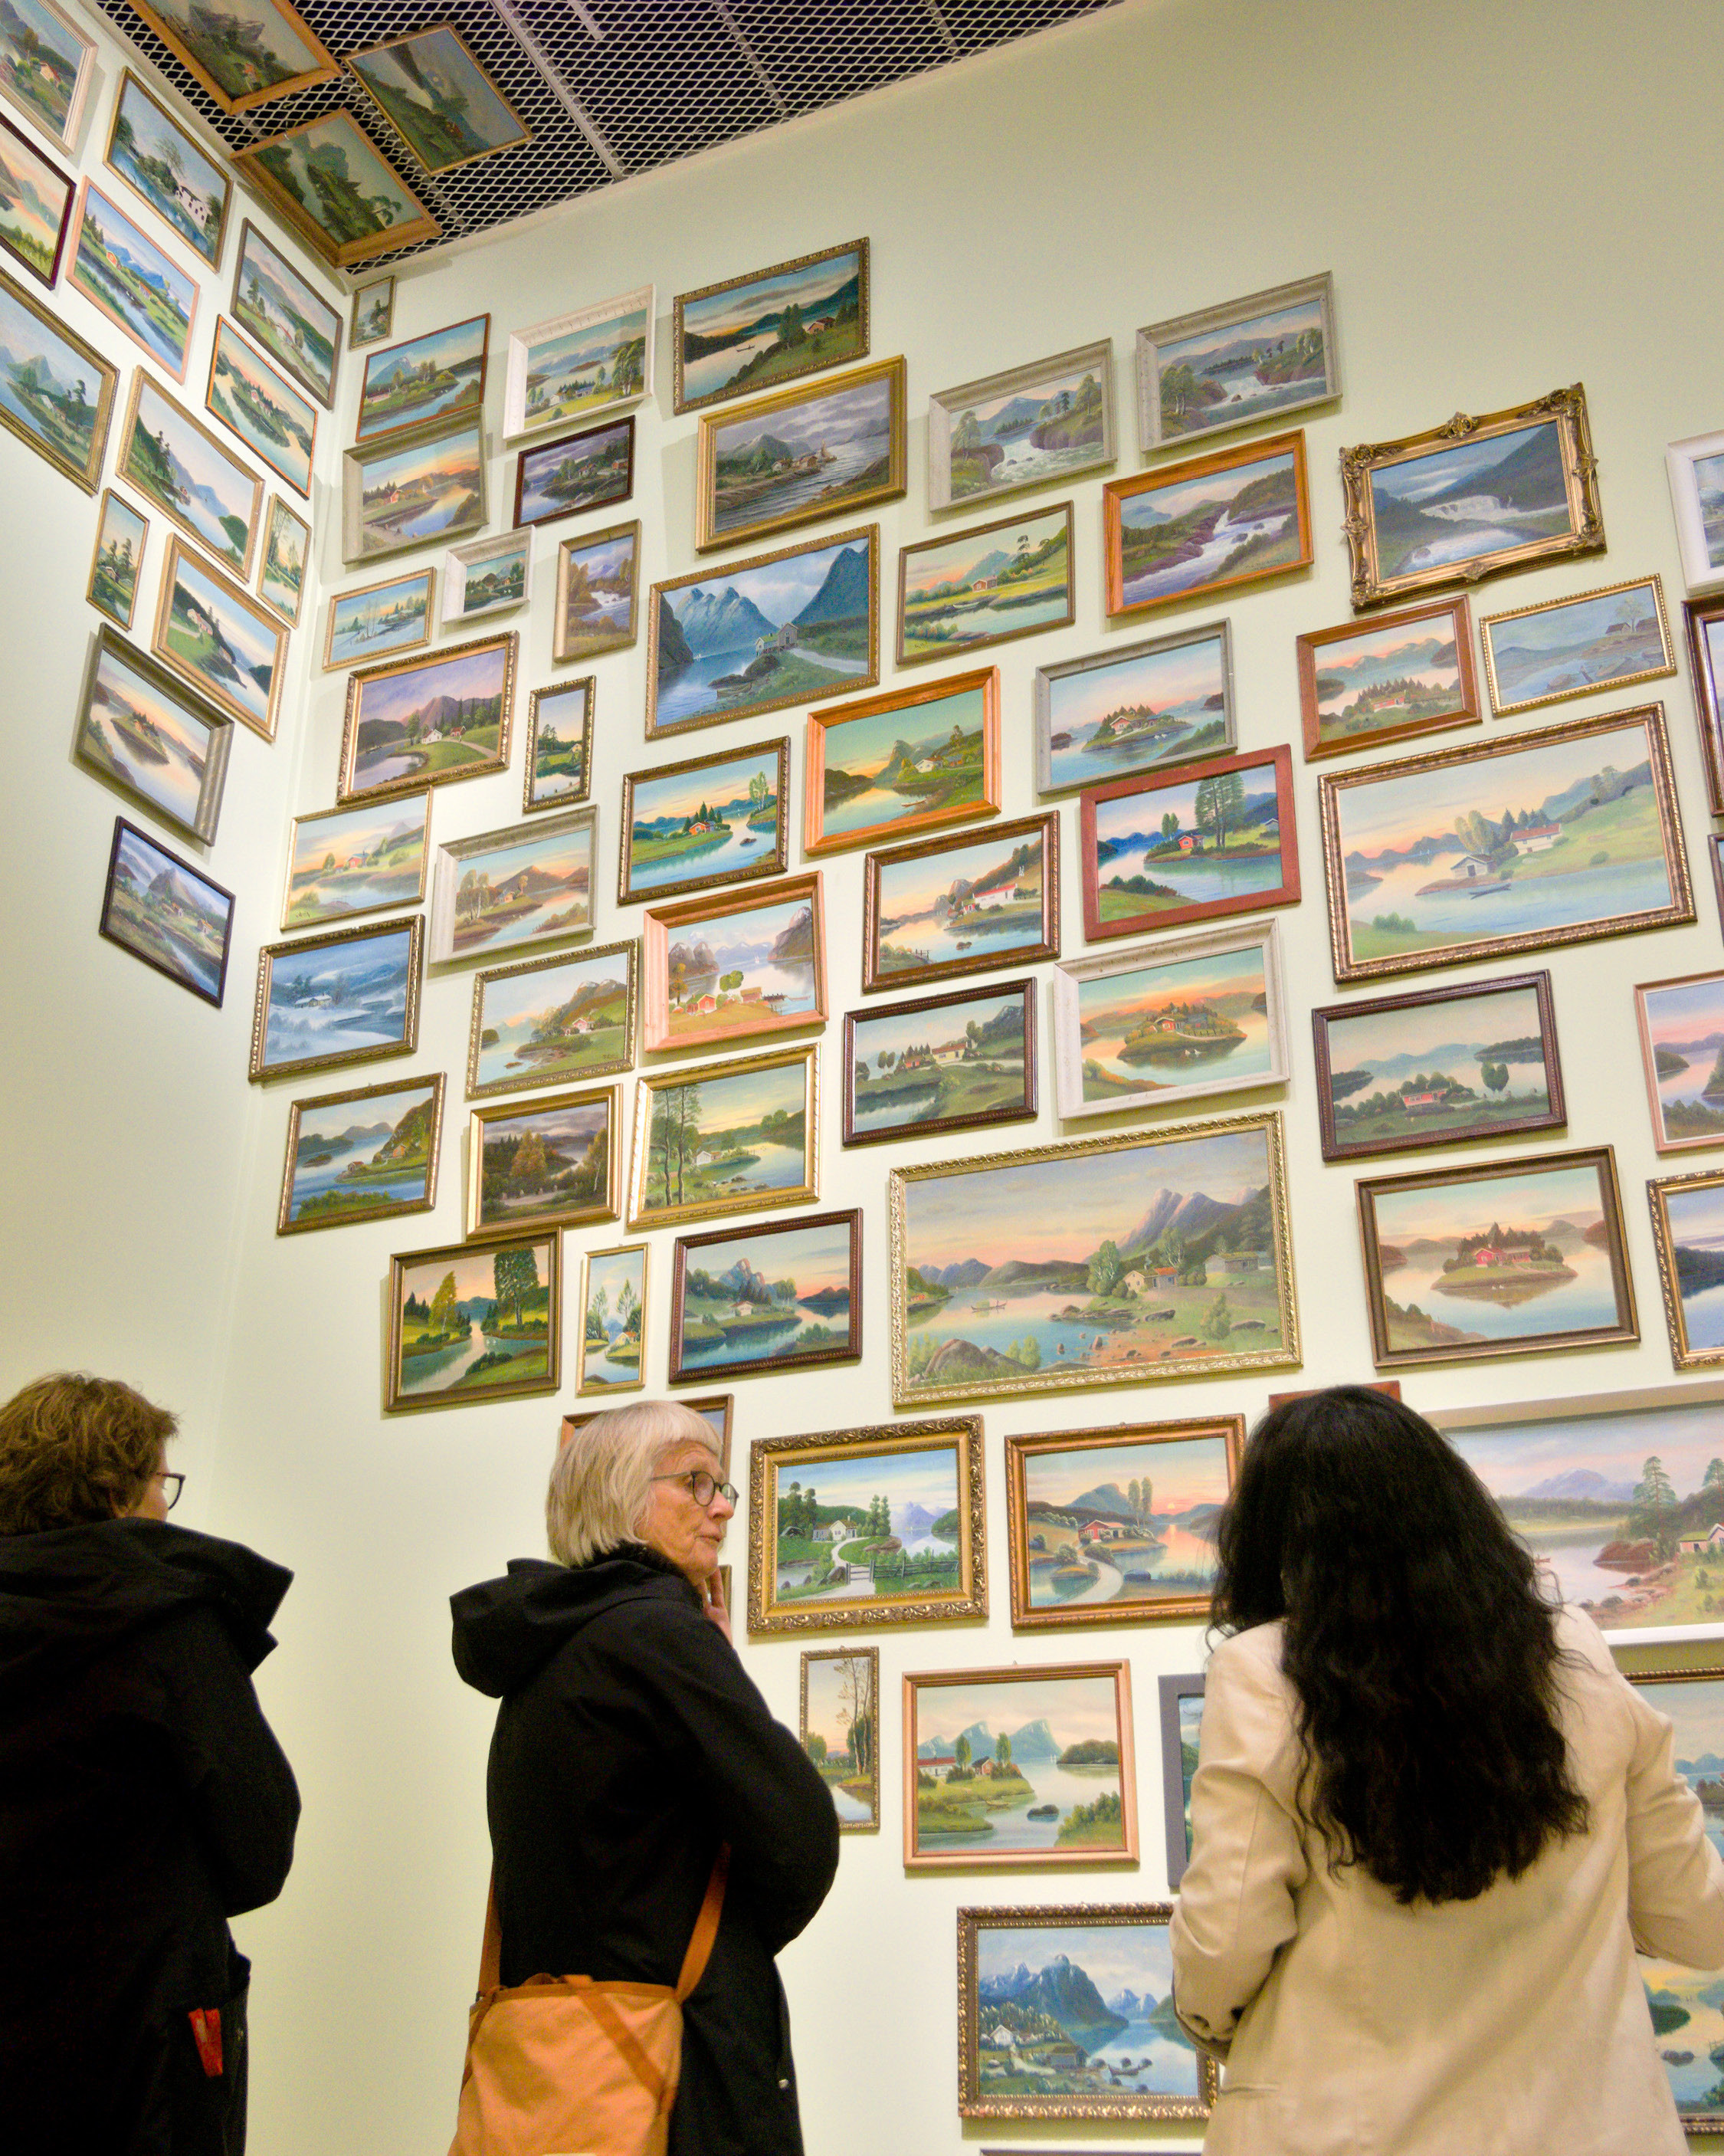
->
xmin=450 ymin=1399 xmax=838 ymax=2156
xmin=1171 ymin=1384 xmax=1724 ymax=2155
xmin=0 ymin=1371 xmax=300 ymax=2156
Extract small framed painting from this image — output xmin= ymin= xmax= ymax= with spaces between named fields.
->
xmin=428 ymin=806 xmax=595 ymax=964
xmin=346 ymin=25 xmax=532 ymax=174
xmin=1296 ymin=599 xmax=1480 ymax=761
xmin=277 ymin=1071 xmax=444 ymax=1235
xmin=119 ymin=370 xmax=261 ymax=577
xmin=1105 ymin=430 xmax=1312 ymax=619
xmin=505 ymin=285 xmax=654 ymax=439
xmin=513 ymin=415 xmax=634 ymax=530
xmin=746 ymin=1413 xmax=985 ymax=1636
xmin=0 ymin=107 xmax=73 ymax=285
xmin=620 ymin=737 xmax=788 ymax=906
xmin=1686 ymin=596 xmax=1724 ymax=814
xmin=927 ymin=339 xmax=1115 ymax=510
xmin=801 ymin=1647 xmax=880 ymax=1833
xmin=642 ymin=873 xmax=826 ymax=1055
xmin=0 ymin=0 xmax=93 ymax=149
xmin=1480 ymin=575 xmax=1674 ymax=718
xmin=249 ymin=917 xmax=424 ymax=1083
xmin=554 ymin=518 xmax=640 ymax=663
xmin=525 ymin=679 xmax=592 ymax=813
xmin=467 ymin=1085 xmax=618 ymax=1240
xmin=99 ymin=816 xmax=234 ymax=1006
xmin=355 ymin=312 xmax=489 ymax=444
xmin=231 ymin=222 xmax=340 ymax=408
xmin=670 ymin=1209 xmax=861 ymax=1384
xmin=443 ymin=528 xmax=531 ymax=626
xmin=1053 ymin=920 xmax=1288 ymax=1121
xmin=352 ymin=274 xmax=394 ymax=348
xmin=152 ymin=533 xmax=287 ymax=743
xmin=1342 ymin=386 xmax=1604 ymax=609
xmin=467 ymin=939 xmax=637 ymax=1100
xmin=126 ymin=0 xmax=337 ymax=114
xmin=281 ymin=794 xmax=430 ymax=933
xmin=576 ymin=1243 xmax=649 ymax=1396
xmin=1005 ymin=1417 xmax=1244 ymax=1630
xmin=206 ymin=317 xmax=315 ymax=494
xmin=805 ymin=668 xmax=1000 ymax=857
xmin=105 ymin=74 xmax=228 ymax=270
xmin=323 ymin=568 xmax=434 ymax=671
xmin=625 ymin=1042 xmax=818 ymax=1232
xmin=1036 ymin=623 xmax=1234 ymax=796
xmin=343 ymin=414 xmax=487 ymax=566
xmin=385 ymin=1232 xmax=560 ymax=1413
xmin=1080 ymin=746 xmax=1299 ymax=942
xmin=0 ymin=267 xmax=116 ymax=491
xmin=1137 ymin=270 xmax=1338 ymax=450
xmin=87 ymin=491 xmax=149 ymax=631
xmin=1650 ymin=1168 xmax=1724 ymax=1371
xmin=674 ymin=237 xmax=869 ymax=415
xmin=74 ymin=627 xmax=232 ymax=843
xmin=1355 ymin=1145 xmax=1637 ymax=1370
xmin=257 ymin=496 xmax=309 ymax=626
xmin=896 ymin=501 xmax=1074 ymax=666
xmin=233 ymin=110 xmax=438 ymax=270
xmin=338 ymin=633 xmax=517 ymax=807
xmin=69 ymin=182 xmax=198 ymax=382
xmin=843 ymin=980 xmax=1037 ymax=1148
xmin=1157 ymin=1673 xmax=1205 ymax=1888
xmin=1666 ymin=428 xmax=1724 ymax=596
xmin=862 ymin=812 xmax=1058 ymax=994
xmin=1313 ymin=970 xmax=1565 ymax=1164
xmin=904 ymin=1662 xmax=1137 ymax=1871
xmin=1636 ymin=971 xmax=1724 ymax=1154
xmin=695 ymin=355 xmax=905 ymax=553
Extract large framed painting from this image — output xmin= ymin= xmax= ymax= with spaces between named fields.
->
xmin=343 ymin=413 xmax=487 ymax=566
xmin=442 ymin=528 xmax=532 ymax=627
xmin=385 ymin=1232 xmax=560 ymax=1413
xmin=674 ymin=237 xmax=868 ymax=414
xmin=249 ymin=917 xmax=424 ymax=1084
xmin=695 ymin=354 xmax=905 ymax=553
xmin=1296 ymin=599 xmax=1480 ymax=762
xmin=844 ymin=979 xmax=1037 ymax=1148
xmin=1313 ymin=970 xmax=1565 ymax=1164
xmin=1686 ymin=596 xmax=1724 ymax=815
xmin=1005 ymin=1416 xmax=1244 ymax=1630
xmin=525 ymin=678 xmax=592 ymax=812
xmin=1650 ymin=1168 xmax=1724 ymax=1372
xmin=323 ymin=567 xmax=434 ymax=671
xmin=553 ymin=518 xmax=640 ymax=663
xmin=1355 ymin=1145 xmax=1637 ymax=1370
xmin=352 ymin=274 xmax=392 ymax=348
xmin=1035 ymin=622 xmax=1234 ymax=796
xmin=338 ymin=633 xmax=516 ymax=806
xmin=465 ymin=1085 xmax=618 ymax=1240
xmin=286 ymin=789 xmax=431 ymax=928
xmin=1136 ymin=271 xmax=1337 ymax=450
xmin=1316 ymin=704 xmax=1692 ymax=984
xmin=671 ymin=1210 xmax=860 ymax=1385
xmin=126 ymin=0 xmax=337 ymax=113
xmin=346 ymin=26 xmax=532 ymax=174
xmin=504 ymin=285 xmax=653 ymax=439
xmin=1666 ymin=428 xmax=1724 ymax=597
xmin=74 ymin=627 xmax=231 ymax=843
xmin=106 ymin=72 xmax=228 ymax=269
xmin=862 ymin=812 xmax=1058 ymax=994
xmin=576 ymin=1243 xmax=648 ymax=1396
xmin=99 ymin=815 xmax=234 ymax=1007
xmin=0 ymin=108 xmax=73 ymax=286
xmin=1480 ymin=575 xmax=1673 ymax=718
xmin=1103 ymin=431 xmax=1312 ymax=619
xmin=1342 ymin=385 xmax=1603 ymax=608
xmin=257 ymin=496 xmax=308 ymax=625
xmin=233 ymin=110 xmax=438 ymax=270
xmin=231 ymin=222 xmax=340 ymax=407
xmin=905 ymin=1663 xmax=1136 ymax=1871
xmin=927 ymin=339 xmax=1114 ymax=510
xmin=467 ymin=939 xmax=637 ymax=1099
xmin=619 ymin=737 xmax=788 ymax=906
xmin=1636 ymin=971 xmax=1724 ymax=1154
xmin=1054 ymin=920 xmax=1288 ymax=1122
xmin=0 ymin=0 xmax=93 ymax=149
xmin=896 ymin=501 xmax=1074 ymax=667
xmin=647 ymin=524 xmax=878 ymax=739
xmin=356 ymin=313 xmax=489 ymax=444
xmin=890 ymin=1110 xmax=1299 ymax=1406
xmin=277 ymin=1071 xmax=444 ymax=1236
xmin=152 ymin=534 xmax=287 ymax=743
xmin=1080 ymin=745 xmax=1298 ymax=942
xmin=801 ymin=1648 xmax=879 ymax=1833
xmin=428 ymin=806 xmax=595 ymax=964
xmin=513 ymin=415 xmax=634 ymax=530
xmin=87 ymin=490 xmax=149 ymax=629
xmin=958 ymin=1903 xmax=1215 ymax=2121
xmin=119 ymin=370 xmax=261 ymax=576
xmin=805 ymin=668 xmax=999 ymax=858
xmin=68 ymin=181 xmax=198 ymax=381
xmin=746 ymin=1414 xmax=985 ymax=1636
xmin=627 ymin=1042 xmax=818 ymax=1232
xmin=641 ymin=873 xmax=826 ymax=1054
xmin=0 ymin=268 xmax=116 ymax=491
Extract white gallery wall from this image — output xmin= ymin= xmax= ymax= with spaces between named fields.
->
xmin=5 ymin=1 xmax=1724 ymax=2151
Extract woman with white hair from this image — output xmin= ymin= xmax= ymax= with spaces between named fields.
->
xmin=451 ymin=1400 xmax=838 ymax=2156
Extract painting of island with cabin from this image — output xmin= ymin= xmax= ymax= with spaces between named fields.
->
xmin=624 ymin=742 xmax=783 ymax=902
xmin=76 ymin=636 xmax=214 ymax=832
xmin=898 ymin=506 xmax=1073 ymax=664
xmin=469 ymin=943 xmax=634 ymax=1098
xmin=811 ymin=671 xmax=995 ymax=852
xmin=634 ymin=1048 xmax=812 ymax=1227
xmin=1087 ymin=753 xmax=1292 ymax=935
xmin=517 ymin=291 xmax=647 ymax=432
xmin=1067 ymin=934 xmax=1277 ymax=1113
xmin=1039 ymin=627 xmax=1231 ymax=794
xmin=280 ymin=1076 xmax=438 ymax=1232
xmin=801 ymin=1649 xmax=877 ymax=1829
xmin=673 ymin=1213 xmax=858 ymax=1380
xmin=870 ymin=819 xmax=1050 ymax=985
xmin=389 ymin=1236 xmax=556 ymax=1409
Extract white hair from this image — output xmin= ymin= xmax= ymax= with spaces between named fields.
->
xmin=547 ymin=1399 xmax=721 ymax=1567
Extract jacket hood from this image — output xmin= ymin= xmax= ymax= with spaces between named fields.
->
xmin=0 ymin=1518 xmax=291 ymax=1699
xmin=451 ymin=1545 xmax=698 ymax=1699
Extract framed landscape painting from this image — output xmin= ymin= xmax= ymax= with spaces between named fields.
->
xmin=385 ymin=1232 xmax=559 ymax=1413
xmin=1080 ymin=746 xmax=1298 ymax=941
xmin=695 ymin=354 xmax=905 ymax=553
xmin=627 ymin=1042 xmax=818 ymax=1232
xmin=647 ymin=525 xmax=877 ymax=738
xmin=890 ymin=1111 xmax=1299 ymax=1406
xmin=671 ymin=1210 xmax=860 ymax=1384
xmin=1296 ymin=599 xmax=1479 ymax=761
xmin=862 ymin=812 xmax=1058 ymax=994
xmin=356 ymin=312 xmax=489 ymax=443
xmin=525 ymin=679 xmax=591 ymax=812
xmin=1159 ymin=1673 xmax=1205 ymax=1887
xmin=0 ymin=109 xmax=72 ymax=285
xmin=234 ymin=110 xmax=438 ymax=270
xmin=1053 ymin=920 xmax=1288 ymax=1121
xmin=105 ymin=75 xmax=228 ymax=268
xmin=1480 ymin=575 xmax=1673 ymax=717
xmin=513 ymin=415 xmax=634 ymax=530
xmin=69 ymin=182 xmax=198 ymax=381
xmin=1137 ymin=271 xmax=1338 ymax=450
xmin=1686 ymin=596 xmax=1724 ymax=815
xmin=231 ymin=222 xmax=340 ymax=407
xmin=1342 ymin=385 xmax=1603 ymax=608
xmin=927 ymin=338 xmax=1114 ymax=510
xmin=576 ymin=1244 xmax=648 ymax=1396
xmin=746 ymin=1413 xmax=985 ymax=1636
xmin=249 ymin=917 xmax=424 ymax=1083
xmin=467 ymin=939 xmax=637 ymax=1100
xmin=844 ymin=980 xmax=1037 ymax=1148
xmin=343 ymin=414 xmax=487 ymax=566
xmin=428 ymin=806 xmax=595 ymax=964
xmin=352 ymin=274 xmax=392 ymax=348
xmin=206 ymin=317 xmax=315 ymax=493
xmin=1005 ymin=1417 xmax=1244 ymax=1630
xmin=1641 ymin=1974 xmax=1724 ymax=2125
xmin=277 ymin=1071 xmax=443 ymax=1235
xmin=1355 ymin=1145 xmax=1636 ymax=1370
xmin=120 ymin=371 xmax=261 ymax=576
xmin=0 ymin=267 xmax=115 ymax=491
xmin=324 ymin=569 xmax=433 ymax=670
xmin=346 ymin=25 xmax=531 ymax=174
xmin=1036 ymin=623 xmax=1234 ymax=796
xmin=1317 ymin=704 xmax=1692 ymax=983
xmin=128 ymin=0 xmax=337 ymax=113
xmin=74 ymin=627 xmax=231 ymax=842
xmin=957 ymin=1904 xmax=1215 ymax=2122
xmin=805 ymin=668 xmax=1000 ymax=858
xmin=554 ymin=518 xmax=639 ymax=663
xmin=904 ymin=1662 xmax=1136 ymax=1871
xmin=642 ymin=873 xmax=826 ymax=1054
xmin=561 ymin=1395 xmax=733 ymax=1476
xmin=1635 ymin=971 xmax=1724 ymax=1154
xmin=0 ymin=0 xmax=93 ymax=149
xmin=338 ymin=633 xmax=516 ymax=806
xmin=152 ymin=534 xmax=287 ymax=742
xmin=257 ymin=496 xmax=308 ymax=625
xmin=1617 ymin=1666 xmax=1724 ymax=1927
xmin=1666 ymin=428 xmax=1724 ymax=596
xmin=896 ymin=502 xmax=1073 ymax=666
xmin=100 ymin=816 xmax=233 ymax=1006
xmin=466 ymin=1085 xmax=618 ymax=1240
xmin=674 ymin=237 xmax=868 ymax=414
xmin=1652 ymin=1168 xmax=1724 ymax=1371
xmin=620 ymin=737 xmax=788 ymax=905
xmin=1313 ymin=970 xmax=1565 ymax=1164
xmin=282 ymin=795 xmax=430 ymax=931
xmin=443 ymin=528 xmax=531 ymax=625
xmin=505 ymin=285 xmax=653 ymax=439
xmin=1103 ymin=432 xmax=1312 ymax=619
xmin=87 ymin=491 xmax=148 ymax=630
xmin=801 ymin=1648 xmax=880 ymax=1832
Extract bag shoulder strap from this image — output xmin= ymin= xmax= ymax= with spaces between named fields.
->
xmin=477 ymin=1875 xmax=503 ymax=1997
xmin=473 ymin=1843 xmax=729 ymax=2003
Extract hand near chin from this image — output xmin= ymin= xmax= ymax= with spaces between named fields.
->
xmin=700 ymin=1571 xmax=733 ymax=1643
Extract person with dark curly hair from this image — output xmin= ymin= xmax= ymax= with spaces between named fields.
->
xmin=1172 ymin=1385 xmax=1724 ymax=2154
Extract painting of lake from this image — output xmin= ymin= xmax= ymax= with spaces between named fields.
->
xmin=1300 ymin=604 xmax=1474 ymax=758
xmin=390 ymin=1236 xmax=556 ymax=1408
xmin=1064 ymin=933 xmax=1277 ymax=1114
xmin=1656 ymin=1176 xmax=1724 ymax=1364
xmin=869 ymin=817 xmax=1052 ymax=984
xmin=356 ymin=313 xmax=487 ymax=441
xmin=241 ymin=109 xmax=434 ymax=264
xmin=556 ymin=523 xmax=637 ymax=661
xmin=257 ymin=922 xmax=418 ymax=1077
xmin=677 ymin=239 xmax=866 ymax=410
xmin=1638 ymin=974 xmax=1724 ymax=1151
xmin=438 ymin=815 xmax=592 ymax=960
xmin=469 ymin=943 xmax=634 ymax=1098
xmin=123 ymin=376 xmax=259 ymax=576
xmin=280 ymin=1075 xmax=439 ymax=1232
xmin=233 ymin=221 xmax=339 ymax=405
xmin=327 ymin=572 xmax=432 ymax=668
xmin=1483 ymin=577 xmax=1673 ymax=714
xmin=208 ymin=318 xmax=313 ymax=494
xmin=1368 ymin=418 xmax=1574 ymax=584
xmin=100 ymin=819 xmax=231 ymax=1003
xmin=898 ymin=505 xmax=1073 ymax=664
xmin=700 ymin=359 xmax=901 ymax=549
xmin=1640 ymin=1957 xmax=1724 ymax=2124
xmin=1087 ymin=751 xmax=1293 ymax=936
xmin=71 ymin=183 xmax=196 ymax=379
xmin=632 ymin=1048 xmax=812 ymax=1228
xmin=107 ymin=71 xmax=228 ymax=267
xmin=812 ymin=674 xmax=995 ymax=852
xmin=0 ymin=265 xmax=110 ymax=486
xmin=516 ymin=290 xmax=648 ymax=432
xmin=801 ymin=1649 xmax=877 ymax=1829
xmin=847 ymin=983 xmax=1032 ymax=1143
xmin=77 ymin=638 xmax=215 ymax=832
xmin=156 ymin=539 xmax=281 ymax=737
xmin=1627 ymin=1672 xmax=1724 ymax=1869
xmin=1038 ymin=627 xmax=1231 ymax=793
xmin=624 ymin=742 xmax=784 ymax=902
xmin=772 ymin=1439 xmax=961 ymax=1610
xmin=351 ymin=419 xmax=484 ymax=561
xmin=516 ymin=415 xmax=631 ymax=525
xmin=0 ymin=108 xmax=70 ymax=284
xmin=578 ymin=1245 xmax=647 ymax=1393
xmin=651 ymin=884 xmax=821 ymax=1048
xmin=1110 ymin=438 xmax=1307 ymax=614
xmin=345 ymin=640 xmax=510 ymax=798
xmin=474 ymin=1091 xmax=611 ymax=1236
xmin=673 ymin=1212 xmax=858 ymax=1379
xmin=1152 ymin=285 xmax=1330 ymax=443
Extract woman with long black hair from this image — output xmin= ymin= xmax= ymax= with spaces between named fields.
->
xmin=1172 ymin=1386 xmax=1724 ymax=2154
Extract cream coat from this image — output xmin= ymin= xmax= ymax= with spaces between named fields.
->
xmin=1170 ymin=1607 xmax=1724 ymax=2155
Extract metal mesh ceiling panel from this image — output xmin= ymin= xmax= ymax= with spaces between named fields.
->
xmin=93 ymin=0 xmax=1119 ymax=271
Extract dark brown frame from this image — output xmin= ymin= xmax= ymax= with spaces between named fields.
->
xmin=1686 ymin=595 xmax=1724 ymax=815
xmin=384 ymin=1230 xmax=560 ymax=1413
xmin=896 ymin=500 xmax=1075 ymax=668
xmin=1297 ymin=596 xmax=1480 ymax=761
xmin=98 ymin=815 xmax=233 ymax=1007
xmin=512 ymin=413 xmax=635 ymax=531
xmin=1103 ymin=429 xmax=1312 ymax=619
xmin=0 ymin=107 xmax=73 ymax=287
xmin=669 ymin=1209 xmax=862 ymax=1384
xmin=841 ymin=979 xmax=1037 ymax=1146
xmin=862 ymin=812 xmax=1058 ymax=994
xmin=619 ymin=737 xmax=790 ymax=906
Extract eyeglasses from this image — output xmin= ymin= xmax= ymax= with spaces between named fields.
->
xmin=157 ymin=1472 xmax=185 ymax=1511
xmin=649 ymin=1469 xmax=736 ymax=1509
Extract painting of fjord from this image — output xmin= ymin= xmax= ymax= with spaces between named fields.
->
xmin=911 ymin=1670 xmax=1130 ymax=1862
xmin=1369 ymin=419 xmax=1573 ymax=584
xmin=674 ymin=1215 xmax=857 ymax=1377
xmin=1017 ymin=1429 xmax=1234 ymax=1616
xmin=873 ymin=823 xmax=1048 ymax=980
xmin=281 ymin=1078 xmax=438 ymax=1229
xmin=771 ymin=1441 xmax=961 ymax=1609
xmin=814 ymin=676 xmax=992 ymax=849
xmin=1090 ymin=759 xmax=1289 ymax=930
xmin=705 ymin=365 xmax=897 ymax=546
xmin=470 ymin=944 xmax=633 ymax=1097
xmin=1306 ymin=609 xmax=1471 ymax=755
xmin=1485 ymin=579 xmax=1671 ymax=712
xmin=1640 ymin=976 xmax=1724 ymax=1149
xmin=679 ymin=241 xmax=865 ymax=409
xmin=1114 ymin=442 xmax=1303 ymax=612
xmin=1660 ymin=1178 xmax=1724 ymax=1363
xmin=656 ymin=888 xmax=820 ymax=1045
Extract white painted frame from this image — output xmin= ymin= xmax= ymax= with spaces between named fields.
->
xmin=503 ymin=284 xmax=655 ymax=441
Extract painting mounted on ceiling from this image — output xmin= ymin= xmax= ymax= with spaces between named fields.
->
xmin=277 ymin=1071 xmax=444 ymax=1236
xmin=234 ymin=110 xmax=439 ymax=269
xmin=346 ymin=25 xmax=533 ymax=174
xmin=126 ymin=0 xmax=337 ymax=113
xmin=695 ymin=355 xmax=906 ymax=553
xmin=105 ymin=71 xmax=230 ymax=270
xmin=1035 ymin=622 xmax=1234 ymax=796
xmin=926 ymin=338 xmax=1115 ymax=510
xmin=505 ymin=285 xmax=654 ymax=438
xmin=1137 ymin=271 xmax=1339 ymax=449
xmin=0 ymin=267 xmax=115 ymax=491
xmin=674 ymin=237 xmax=869 ymax=414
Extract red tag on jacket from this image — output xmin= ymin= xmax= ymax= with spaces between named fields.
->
xmin=188 ymin=2007 xmax=223 ymax=2079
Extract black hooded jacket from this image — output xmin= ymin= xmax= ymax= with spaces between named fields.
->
xmin=0 ymin=1518 xmax=300 ymax=2156
xmin=451 ymin=1547 xmax=839 ymax=2156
